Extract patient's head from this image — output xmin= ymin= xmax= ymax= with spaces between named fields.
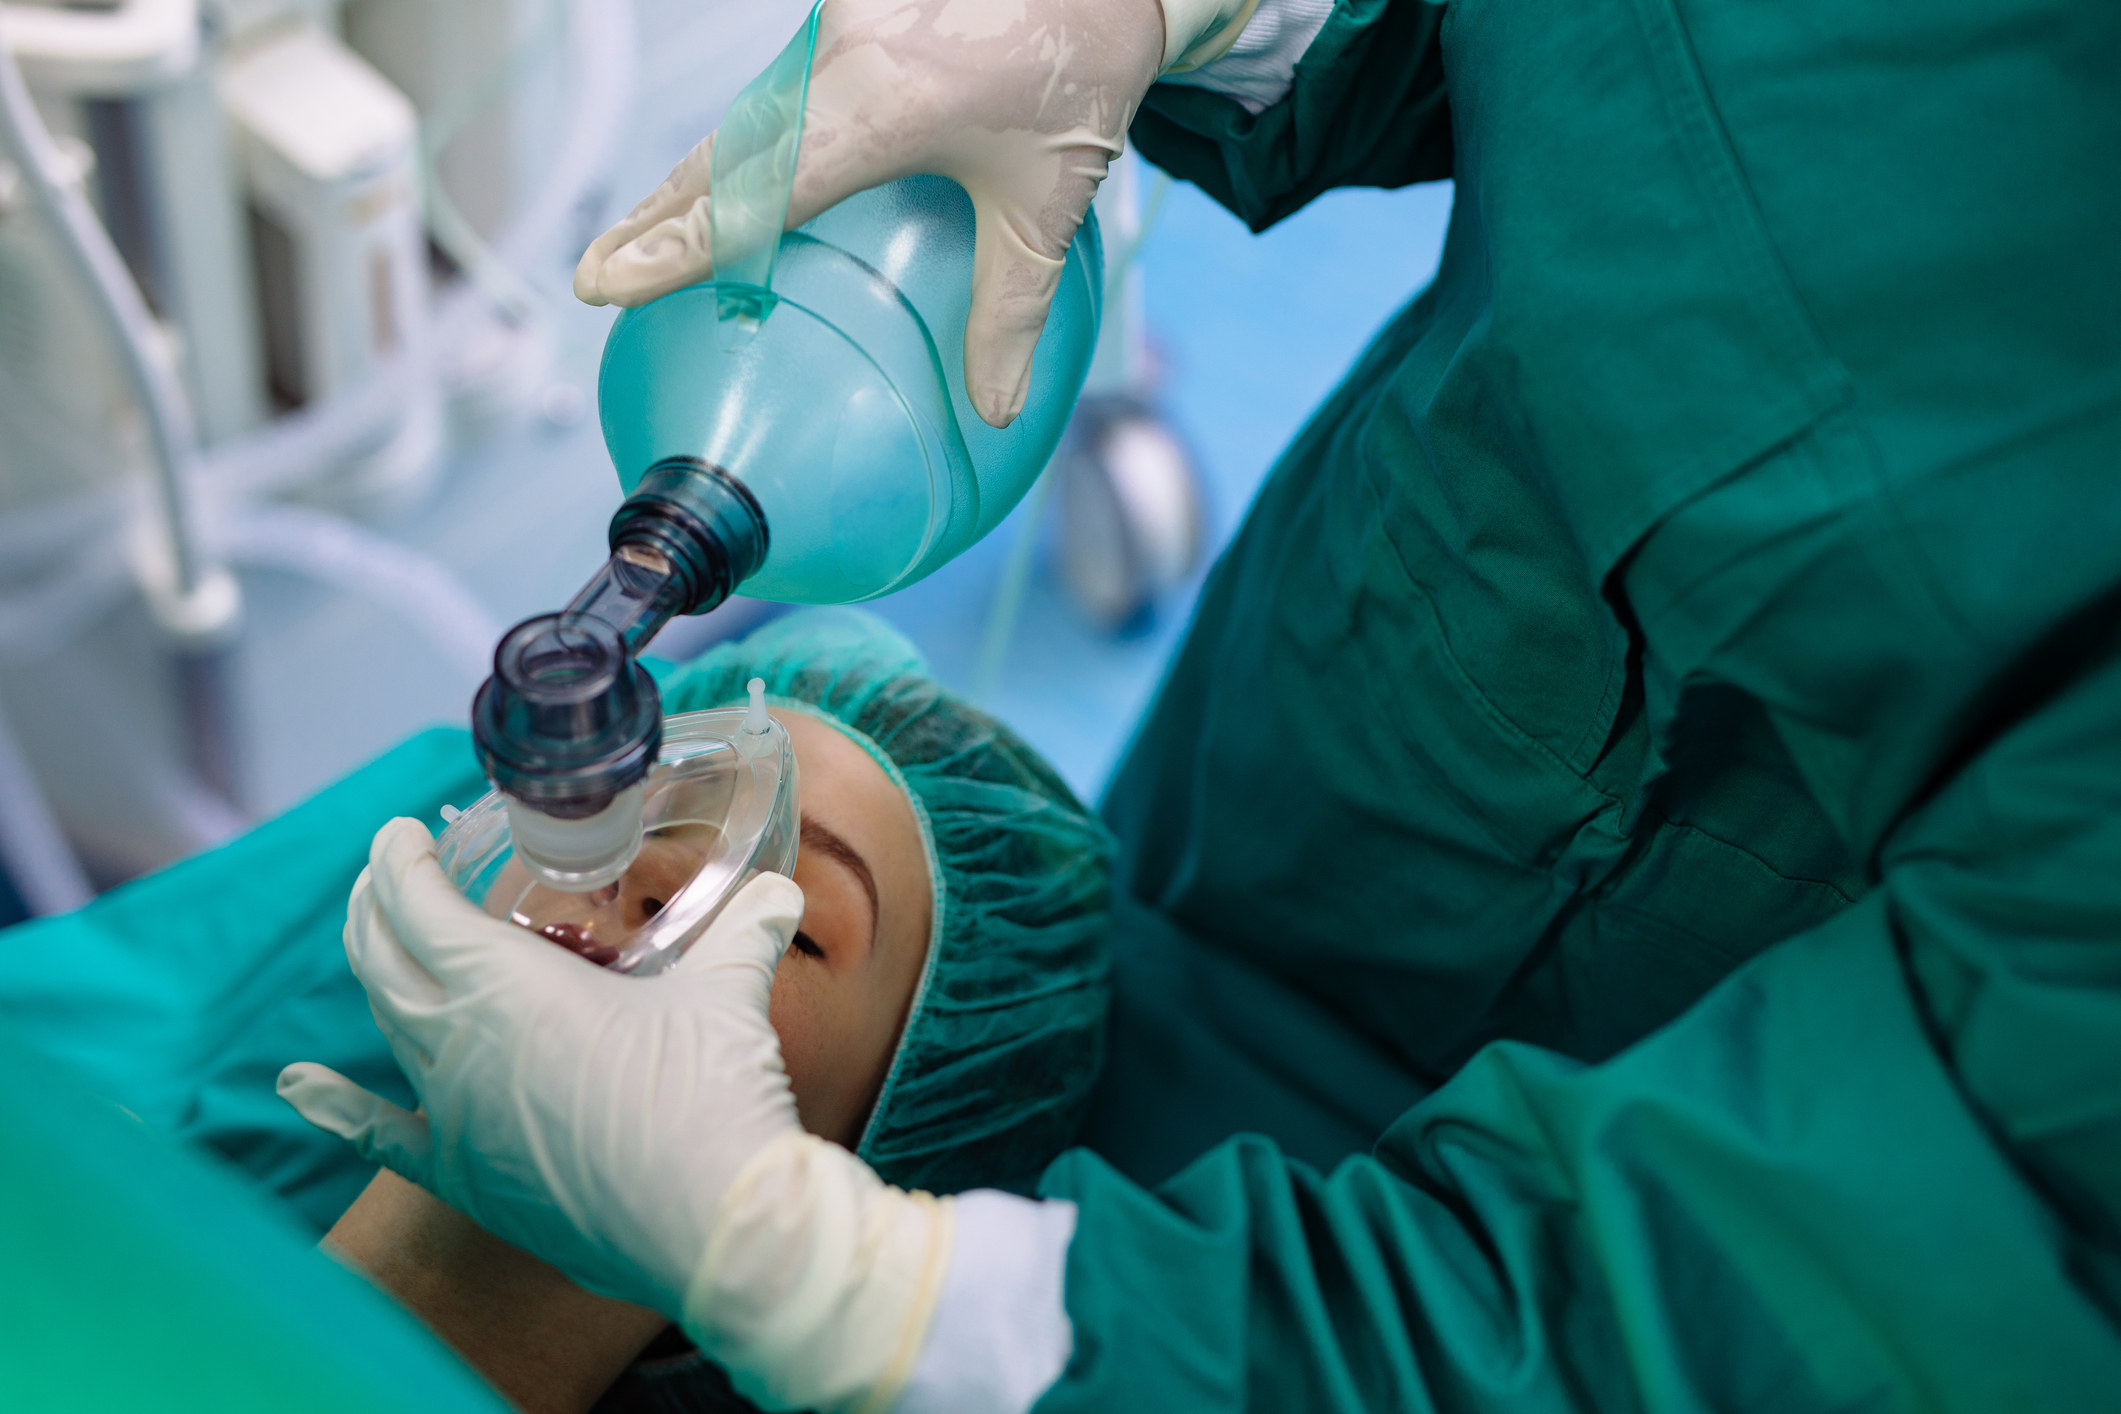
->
xmin=673 ymin=611 xmax=1113 ymax=1191
xmin=535 ymin=610 xmax=1113 ymax=1191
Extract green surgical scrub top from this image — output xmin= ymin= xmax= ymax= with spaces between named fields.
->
xmin=1041 ymin=0 xmax=2121 ymax=1408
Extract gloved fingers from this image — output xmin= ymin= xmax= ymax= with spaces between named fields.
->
xmin=584 ymin=6 xmax=918 ymax=311
xmin=668 ymin=872 xmax=805 ymax=1009
xmin=767 ymin=2 xmax=915 ymax=238
xmin=587 ymin=69 xmax=901 ymax=311
xmin=960 ymin=148 xmax=1109 ymax=427
xmin=345 ymin=864 xmax=375 ymax=941
xmin=368 ymin=817 xmax=552 ymax=985
xmin=373 ymin=993 xmax=439 ymax=1093
xmin=574 ymin=137 xmax=716 ymax=305
xmin=344 ymin=852 xmax=451 ymax=1067
xmin=776 ymin=95 xmax=919 ymax=244
xmin=582 ymin=140 xmax=859 ymax=310
xmin=277 ymin=1062 xmax=437 ymax=1191
xmin=575 ymin=201 xmax=717 ymax=309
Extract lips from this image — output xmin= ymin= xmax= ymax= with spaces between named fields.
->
xmin=537 ymin=920 xmax=623 ymax=968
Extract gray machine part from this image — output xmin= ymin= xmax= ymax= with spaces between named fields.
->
xmin=1053 ymin=393 xmax=1205 ymax=631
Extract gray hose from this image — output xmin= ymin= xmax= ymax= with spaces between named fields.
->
xmin=1 ymin=18 xmax=241 ymax=809
xmin=0 ymin=18 xmax=209 ymax=598
xmin=0 ymin=698 xmax=92 ymax=915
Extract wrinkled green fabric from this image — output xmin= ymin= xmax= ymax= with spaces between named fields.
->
xmin=0 ymin=728 xmax=489 ymax=1233
xmin=0 ymin=1022 xmax=507 ymax=1413
xmin=659 ymin=608 xmax=1115 ymax=1195
xmin=1045 ymin=0 xmax=2121 ymax=1409
xmin=0 ymin=731 xmax=503 ymax=1410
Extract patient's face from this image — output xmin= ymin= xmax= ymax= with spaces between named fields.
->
xmin=513 ymin=712 xmax=932 ymax=1149
xmin=769 ymin=712 xmax=933 ymax=1147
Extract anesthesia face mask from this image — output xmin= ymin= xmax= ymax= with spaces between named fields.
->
xmin=436 ymin=691 xmax=799 ymax=975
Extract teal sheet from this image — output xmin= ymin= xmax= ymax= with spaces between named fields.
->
xmin=0 ymin=1022 xmax=507 ymax=1412
xmin=0 ymin=727 xmax=504 ymax=1409
xmin=0 ymin=727 xmax=489 ymax=1233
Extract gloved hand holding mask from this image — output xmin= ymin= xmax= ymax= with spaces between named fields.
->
xmin=284 ymin=610 xmax=1116 ymax=1414
xmin=572 ymin=0 xmax=1258 ymax=427
xmin=282 ymin=828 xmax=947 ymax=1412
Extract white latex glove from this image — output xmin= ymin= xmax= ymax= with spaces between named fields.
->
xmin=574 ymin=0 xmax=1259 ymax=428
xmin=281 ymin=818 xmax=954 ymax=1413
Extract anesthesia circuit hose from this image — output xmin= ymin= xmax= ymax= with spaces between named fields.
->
xmin=0 ymin=16 xmax=242 ymax=801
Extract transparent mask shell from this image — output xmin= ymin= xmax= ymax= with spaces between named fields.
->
xmin=437 ymin=707 xmax=800 ymax=975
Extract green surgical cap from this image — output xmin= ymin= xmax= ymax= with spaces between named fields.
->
xmin=658 ymin=609 xmax=1113 ymax=1194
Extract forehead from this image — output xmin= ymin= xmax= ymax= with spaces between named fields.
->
xmin=776 ymin=711 xmax=897 ymax=813
xmin=773 ymin=710 xmax=932 ymax=915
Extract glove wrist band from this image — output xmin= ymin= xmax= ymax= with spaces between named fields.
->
xmin=1160 ymin=0 xmax=1266 ymax=71
xmin=683 ymin=1132 xmax=958 ymax=1414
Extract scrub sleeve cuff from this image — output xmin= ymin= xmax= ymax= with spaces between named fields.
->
xmin=891 ymin=1192 xmax=1078 ymax=1414
xmin=1159 ymin=0 xmax=1335 ymax=113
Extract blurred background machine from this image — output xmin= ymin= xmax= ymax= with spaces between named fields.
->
xmin=0 ymin=0 xmax=698 ymax=912
xmin=1051 ymin=153 xmax=1206 ymax=635
xmin=0 ymin=0 xmax=1451 ymax=924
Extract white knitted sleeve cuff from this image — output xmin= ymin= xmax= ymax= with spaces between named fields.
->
xmin=890 ymin=1191 xmax=1079 ymax=1414
xmin=1160 ymin=0 xmax=1335 ymax=113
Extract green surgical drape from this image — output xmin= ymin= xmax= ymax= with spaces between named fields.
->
xmin=0 ymin=729 xmax=504 ymax=1410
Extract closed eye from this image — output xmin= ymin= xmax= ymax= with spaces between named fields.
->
xmin=792 ymin=930 xmax=824 ymax=960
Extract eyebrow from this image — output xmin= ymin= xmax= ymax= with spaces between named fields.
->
xmin=800 ymin=816 xmax=879 ymax=946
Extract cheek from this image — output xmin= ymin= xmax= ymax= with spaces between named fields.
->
xmin=768 ymin=954 xmax=823 ymax=1095
xmin=768 ymin=953 xmax=861 ymax=1145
